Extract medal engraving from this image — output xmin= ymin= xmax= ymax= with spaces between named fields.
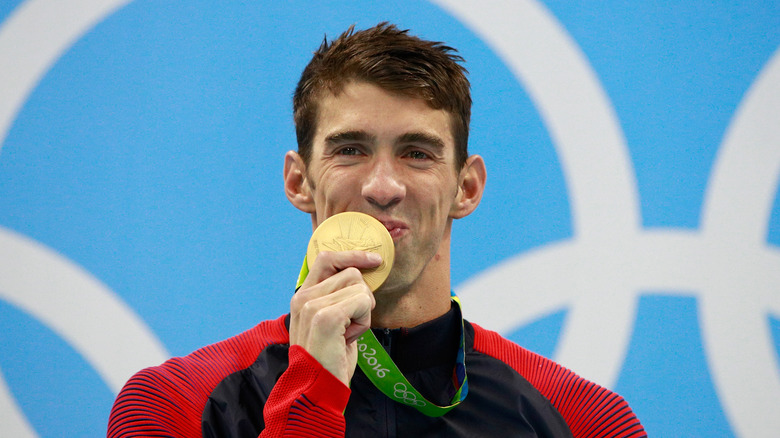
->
xmin=307 ymin=212 xmax=395 ymax=291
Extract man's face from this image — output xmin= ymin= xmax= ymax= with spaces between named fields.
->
xmin=303 ymin=81 xmax=462 ymax=293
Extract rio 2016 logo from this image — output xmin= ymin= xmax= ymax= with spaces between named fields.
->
xmin=0 ymin=1 xmax=778 ymax=437
xmin=357 ymin=339 xmax=391 ymax=378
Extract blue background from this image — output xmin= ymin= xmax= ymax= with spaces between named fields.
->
xmin=0 ymin=1 xmax=778 ymax=436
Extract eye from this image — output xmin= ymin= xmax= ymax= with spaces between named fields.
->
xmin=405 ymin=150 xmax=430 ymax=160
xmin=337 ymin=146 xmax=363 ymax=156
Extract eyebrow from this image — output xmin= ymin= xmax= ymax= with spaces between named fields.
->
xmin=397 ymin=132 xmax=445 ymax=152
xmin=323 ymin=130 xmax=446 ymax=152
xmin=324 ymin=130 xmax=376 ymax=145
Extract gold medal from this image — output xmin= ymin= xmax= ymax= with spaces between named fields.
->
xmin=307 ymin=212 xmax=395 ymax=291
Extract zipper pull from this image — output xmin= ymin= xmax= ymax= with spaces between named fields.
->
xmin=381 ymin=328 xmax=392 ymax=352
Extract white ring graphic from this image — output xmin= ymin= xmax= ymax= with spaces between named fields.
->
xmin=0 ymin=0 xmax=134 ymax=150
xmin=393 ymin=382 xmax=427 ymax=407
xmin=1 ymin=0 xmax=777 ymax=436
xmin=0 ymin=227 xmax=170 ymax=436
xmin=699 ymin=45 xmax=780 ymax=438
xmin=438 ymin=1 xmax=780 ymax=436
xmin=437 ymin=0 xmax=639 ymax=390
xmin=0 ymin=1 xmax=163 ymax=436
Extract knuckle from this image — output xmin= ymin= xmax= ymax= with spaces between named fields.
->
xmin=299 ymin=298 xmax=318 ymax=317
xmin=289 ymin=289 xmax=308 ymax=312
xmin=290 ymin=293 xmax=316 ymax=317
xmin=310 ymin=305 xmax=347 ymax=329
xmin=316 ymin=250 xmax=336 ymax=264
xmin=357 ymin=291 xmax=373 ymax=307
xmin=343 ymin=267 xmax=363 ymax=281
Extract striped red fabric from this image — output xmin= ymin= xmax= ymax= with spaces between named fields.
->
xmin=108 ymin=315 xmax=351 ymax=437
xmin=470 ymin=323 xmax=646 ymax=438
xmin=109 ymin=315 xmax=646 ymax=437
xmin=260 ymin=346 xmax=349 ymax=437
xmin=107 ymin=315 xmax=289 ymax=437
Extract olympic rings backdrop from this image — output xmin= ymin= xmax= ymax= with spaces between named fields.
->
xmin=1 ymin=1 xmax=778 ymax=436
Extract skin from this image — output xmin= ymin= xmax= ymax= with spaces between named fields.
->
xmin=283 ymin=81 xmax=486 ymax=386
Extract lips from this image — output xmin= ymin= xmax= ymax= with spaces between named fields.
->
xmin=376 ymin=217 xmax=408 ymax=240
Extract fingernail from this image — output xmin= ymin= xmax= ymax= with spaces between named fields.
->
xmin=366 ymin=252 xmax=382 ymax=263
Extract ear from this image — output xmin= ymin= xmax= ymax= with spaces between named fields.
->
xmin=283 ymin=151 xmax=315 ymax=213
xmin=450 ymin=154 xmax=487 ymax=219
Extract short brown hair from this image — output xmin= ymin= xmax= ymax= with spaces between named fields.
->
xmin=293 ymin=22 xmax=471 ymax=168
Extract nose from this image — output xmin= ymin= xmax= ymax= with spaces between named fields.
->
xmin=361 ymin=155 xmax=406 ymax=209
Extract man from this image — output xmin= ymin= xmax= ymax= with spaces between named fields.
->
xmin=108 ymin=23 xmax=646 ymax=437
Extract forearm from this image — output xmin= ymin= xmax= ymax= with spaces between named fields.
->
xmin=260 ymin=346 xmax=350 ymax=437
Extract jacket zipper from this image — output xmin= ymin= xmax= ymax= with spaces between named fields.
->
xmin=380 ymin=329 xmax=396 ymax=438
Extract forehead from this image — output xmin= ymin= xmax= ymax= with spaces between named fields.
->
xmin=313 ymin=81 xmax=455 ymax=148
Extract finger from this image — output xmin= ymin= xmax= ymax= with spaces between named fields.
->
xmin=303 ymin=250 xmax=382 ymax=288
xmin=292 ymin=266 xmax=366 ymax=311
xmin=290 ymin=285 xmax=374 ymax=385
xmin=292 ymin=277 xmax=375 ymax=321
xmin=307 ymin=285 xmax=375 ymax=338
xmin=291 ymin=283 xmax=374 ymax=348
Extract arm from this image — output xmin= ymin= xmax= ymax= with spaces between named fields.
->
xmin=202 ymin=251 xmax=380 ymax=437
xmin=471 ymin=324 xmax=646 ymax=438
xmin=107 ymin=361 xmax=204 ymax=438
xmin=200 ymin=344 xmax=352 ymax=438
xmin=107 ymin=324 xmax=351 ymax=438
xmin=108 ymin=318 xmax=288 ymax=438
xmin=259 ymin=346 xmax=350 ymax=437
xmin=288 ymin=250 xmax=380 ymax=386
xmin=535 ymin=363 xmax=646 ymax=438
xmin=109 ymin=250 xmax=379 ymax=438
xmin=257 ymin=250 xmax=379 ymax=437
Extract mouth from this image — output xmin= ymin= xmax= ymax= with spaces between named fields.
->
xmin=376 ymin=217 xmax=408 ymax=240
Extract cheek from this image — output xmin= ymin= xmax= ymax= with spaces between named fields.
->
xmin=313 ymin=173 xmax=361 ymax=212
xmin=427 ymin=180 xmax=459 ymax=217
xmin=411 ymin=197 xmax=450 ymax=237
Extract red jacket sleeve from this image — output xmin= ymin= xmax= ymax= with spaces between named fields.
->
xmin=107 ymin=316 xmax=285 ymax=437
xmin=259 ymin=345 xmax=350 ymax=437
xmin=107 ymin=316 xmax=351 ymax=438
xmin=471 ymin=323 xmax=647 ymax=438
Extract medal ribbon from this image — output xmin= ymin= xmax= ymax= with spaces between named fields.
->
xmin=295 ymin=256 xmax=468 ymax=417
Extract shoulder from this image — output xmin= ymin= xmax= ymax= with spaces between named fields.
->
xmin=108 ymin=315 xmax=289 ymax=437
xmin=468 ymin=321 xmax=563 ymax=391
xmin=148 ymin=314 xmax=289 ymax=386
xmin=468 ymin=321 xmax=647 ymax=438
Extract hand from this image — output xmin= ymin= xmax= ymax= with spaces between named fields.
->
xmin=289 ymin=250 xmax=381 ymax=386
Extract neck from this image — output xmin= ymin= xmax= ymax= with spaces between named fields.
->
xmin=371 ymin=289 xmax=451 ymax=329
